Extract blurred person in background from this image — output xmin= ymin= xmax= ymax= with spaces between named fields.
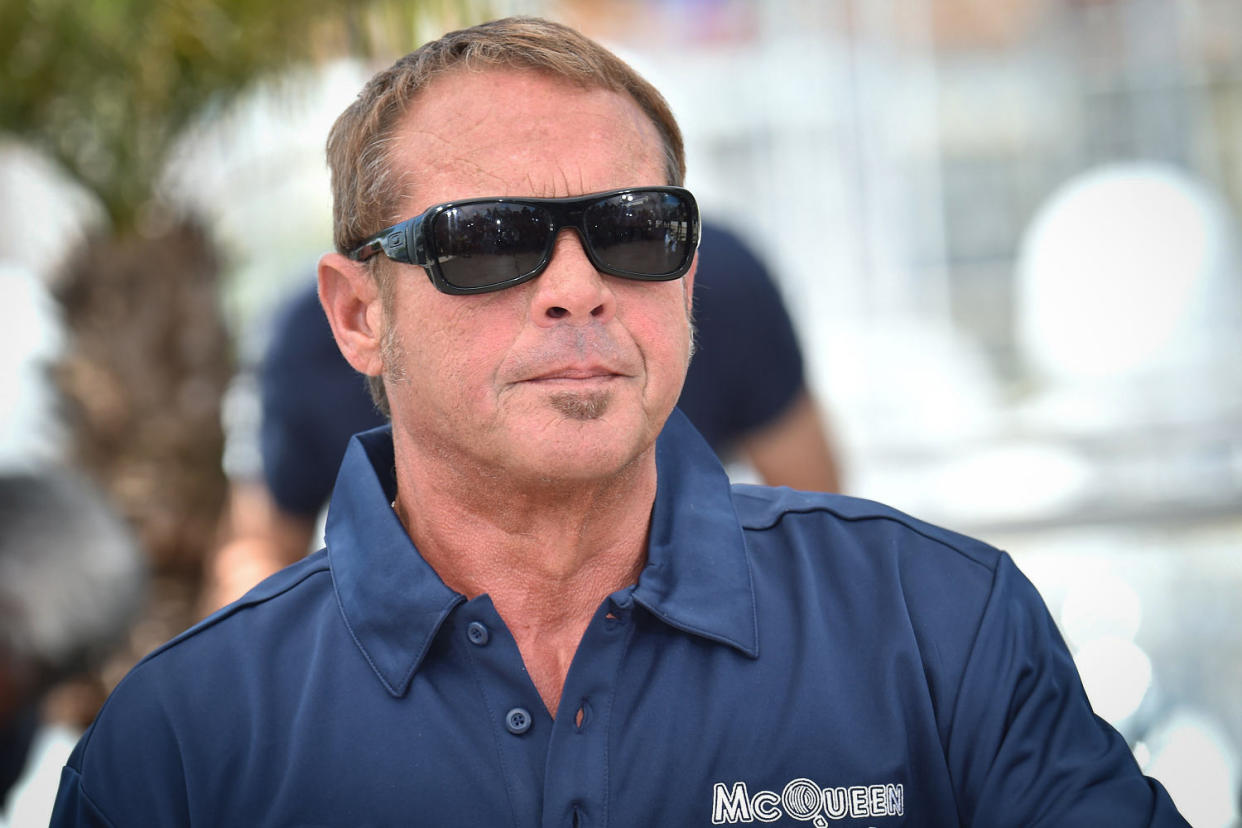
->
xmin=52 ymin=16 xmax=1188 ymax=826
xmin=205 ymin=220 xmax=842 ymax=610
xmin=0 ymin=471 xmax=144 ymax=825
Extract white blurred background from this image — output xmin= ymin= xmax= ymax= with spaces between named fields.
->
xmin=2 ymin=0 xmax=1240 ymax=825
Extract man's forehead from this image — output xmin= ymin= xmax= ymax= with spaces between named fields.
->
xmin=388 ymin=66 xmax=667 ymax=209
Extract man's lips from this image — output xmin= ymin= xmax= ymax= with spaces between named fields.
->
xmin=524 ymin=365 xmax=627 ymax=382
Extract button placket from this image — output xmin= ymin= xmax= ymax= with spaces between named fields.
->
xmin=455 ymin=599 xmax=550 ymax=821
xmin=541 ymin=597 xmax=635 ymax=828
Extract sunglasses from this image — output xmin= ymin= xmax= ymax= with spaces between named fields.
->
xmin=349 ymin=186 xmax=700 ymax=295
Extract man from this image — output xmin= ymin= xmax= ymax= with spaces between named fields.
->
xmin=204 ymin=221 xmax=840 ymax=610
xmin=53 ymin=17 xmax=1188 ymax=826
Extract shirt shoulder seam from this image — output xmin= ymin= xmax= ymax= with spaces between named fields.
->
xmin=737 ymin=496 xmax=999 ymax=574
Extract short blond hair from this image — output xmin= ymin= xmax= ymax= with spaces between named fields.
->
xmin=327 ymin=16 xmax=686 ymax=256
xmin=325 ymin=17 xmax=687 ymax=415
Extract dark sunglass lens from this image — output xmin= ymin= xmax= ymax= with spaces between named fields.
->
xmin=431 ymin=204 xmax=552 ymax=288
xmin=584 ymin=192 xmax=693 ymax=277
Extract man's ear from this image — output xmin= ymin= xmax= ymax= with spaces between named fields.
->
xmin=318 ymin=252 xmax=385 ymax=378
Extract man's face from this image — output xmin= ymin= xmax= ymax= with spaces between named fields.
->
xmin=380 ymin=67 xmax=695 ymax=486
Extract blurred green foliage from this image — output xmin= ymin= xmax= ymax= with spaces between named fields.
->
xmin=0 ymin=0 xmax=495 ymax=232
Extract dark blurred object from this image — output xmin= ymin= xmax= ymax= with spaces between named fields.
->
xmin=0 ymin=470 xmax=145 ymax=807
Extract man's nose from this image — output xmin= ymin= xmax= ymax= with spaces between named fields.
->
xmin=528 ymin=229 xmax=616 ymax=325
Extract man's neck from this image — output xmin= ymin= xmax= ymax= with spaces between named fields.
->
xmin=389 ymin=442 xmax=657 ymax=717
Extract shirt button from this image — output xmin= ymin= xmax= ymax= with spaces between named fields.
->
xmin=505 ymin=707 xmax=532 ymax=735
xmin=467 ymin=621 xmax=490 ymax=646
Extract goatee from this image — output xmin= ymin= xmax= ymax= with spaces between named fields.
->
xmin=549 ymin=390 xmax=611 ymax=420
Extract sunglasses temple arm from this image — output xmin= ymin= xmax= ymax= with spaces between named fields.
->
xmin=349 ymin=221 xmax=421 ymax=265
xmin=350 ymin=239 xmax=384 ymax=262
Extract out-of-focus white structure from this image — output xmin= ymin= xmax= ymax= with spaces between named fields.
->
xmin=0 ymin=263 xmax=64 ymax=470
xmin=1017 ymin=162 xmax=1242 ymax=401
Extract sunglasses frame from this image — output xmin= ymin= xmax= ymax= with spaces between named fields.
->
xmin=348 ymin=186 xmax=700 ymax=295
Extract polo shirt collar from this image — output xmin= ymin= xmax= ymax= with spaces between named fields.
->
xmin=324 ymin=410 xmax=758 ymax=697
xmin=635 ymin=409 xmax=759 ymax=658
xmin=324 ymin=428 xmax=464 ymax=698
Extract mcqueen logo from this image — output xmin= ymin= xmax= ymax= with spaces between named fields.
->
xmin=712 ymin=778 xmax=905 ymax=825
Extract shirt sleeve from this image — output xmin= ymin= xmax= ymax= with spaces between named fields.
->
xmin=50 ymin=764 xmax=118 ymax=828
xmin=947 ymin=553 xmax=1189 ymax=827
xmin=49 ymin=690 xmax=190 ymax=828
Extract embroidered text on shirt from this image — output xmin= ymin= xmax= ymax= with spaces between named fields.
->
xmin=712 ymin=778 xmax=905 ymax=824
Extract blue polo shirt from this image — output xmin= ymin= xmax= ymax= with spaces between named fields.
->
xmin=52 ymin=412 xmax=1186 ymax=827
